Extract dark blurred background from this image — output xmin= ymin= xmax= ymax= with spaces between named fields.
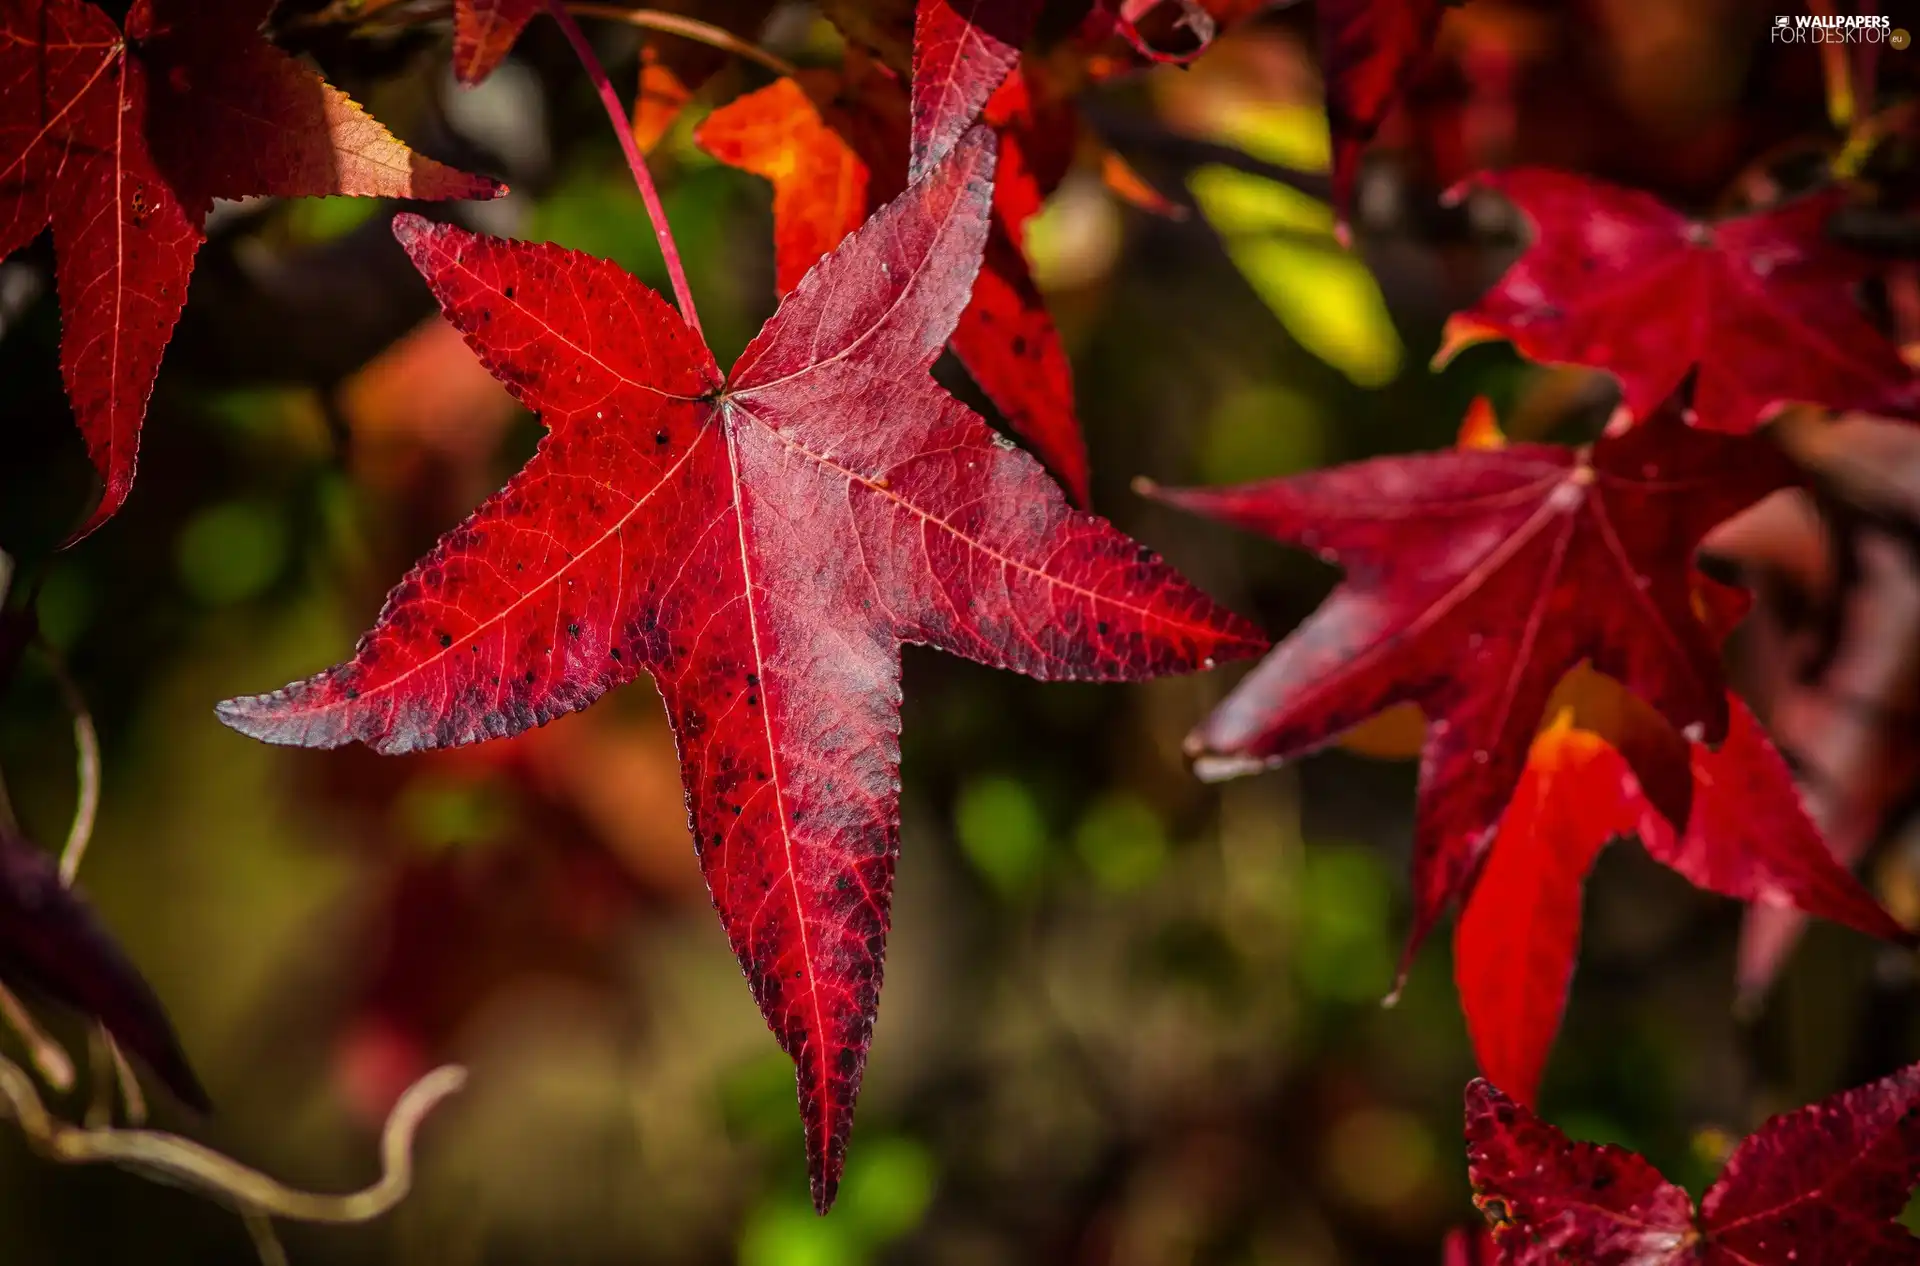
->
xmin=2 ymin=1 xmax=1918 ymax=1262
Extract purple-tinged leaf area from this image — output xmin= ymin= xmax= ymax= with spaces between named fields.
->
xmin=217 ymin=127 xmax=1265 ymax=1211
xmin=0 ymin=828 xmax=209 ymax=1113
xmin=1147 ymin=407 xmax=1795 ymax=966
xmin=1700 ymin=1064 xmax=1920 ymax=1264
xmin=909 ymin=0 xmax=1041 ymax=180
xmin=1465 ymin=1079 xmax=1697 ymax=1264
xmin=1466 ymin=1068 xmax=1920 ymax=1263
xmin=1441 ymin=170 xmax=1920 ymax=434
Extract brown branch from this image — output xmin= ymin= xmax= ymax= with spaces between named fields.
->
xmin=0 ymin=1056 xmax=468 ymax=1223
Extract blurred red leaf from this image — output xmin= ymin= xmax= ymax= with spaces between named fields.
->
xmin=216 ymin=130 xmax=1263 ymax=1210
xmin=1465 ymin=1068 xmax=1920 ymax=1262
xmin=697 ymin=62 xmax=1092 ymax=503
xmin=0 ymin=0 xmax=498 ymax=539
xmin=452 ymin=0 xmax=539 ymax=85
xmin=693 ymin=60 xmax=911 ymax=295
xmin=1440 ymin=171 xmax=1920 ymax=434
xmin=1317 ymin=0 xmax=1448 ymax=227
xmin=1103 ymin=0 xmax=1220 ymax=63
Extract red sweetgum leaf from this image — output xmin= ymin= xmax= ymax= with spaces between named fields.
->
xmin=1636 ymin=695 xmax=1908 ymax=947
xmin=451 ymin=0 xmax=538 ymax=85
xmin=1456 ymin=693 xmax=1907 ymax=1108
xmin=1316 ymin=0 xmax=1448 ymax=229
xmin=1700 ymin=1062 xmax=1920 ymax=1263
xmin=697 ymin=64 xmax=1092 ymax=504
xmin=909 ymin=0 xmax=1041 ymax=180
xmin=1465 ymin=1068 xmax=1920 ymax=1263
xmin=1449 ymin=406 xmax=1904 ymax=1106
xmin=1465 ymin=1078 xmax=1699 ymax=1263
xmin=1142 ymin=403 xmax=1798 ymax=968
xmin=1438 ymin=170 xmax=1920 ymax=434
xmin=1 ymin=0 xmax=499 ymax=540
xmin=1454 ymin=714 xmax=1637 ymax=1106
xmin=0 ymin=827 xmax=209 ymax=1113
xmin=215 ymin=128 xmax=1265 ymax=1211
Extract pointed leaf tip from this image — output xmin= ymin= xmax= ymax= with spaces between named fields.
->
xmin=0 ymin=829 xmax=211 ymax=1113
xmin=391 ymin=212 xmax=431 ymax=249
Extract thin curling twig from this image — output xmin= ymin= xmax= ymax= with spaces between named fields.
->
xmin=243 ymin=1209 xmax=291 ymax=1266
xmin=0 ymin=1056 xmax=468 ymax=1223
xmin=0 ymin=982 xmax=74 ymax=1092
xmin=544 ymin=0 xmax=705 ymax=342
xmin=40 ymin=644 xmax=99 ymax=886
xmin=565 ymin=4 xmax=799 ymax=78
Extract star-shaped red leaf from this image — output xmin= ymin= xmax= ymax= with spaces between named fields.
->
xmin=1145 ymin=404 xmax=1797 ymax=965
xmin=215 ymin=128 xmax=1264 ymax=1210
xmin=697 ymin=62 xmax=1091 ymax=504
xmin=1 ymin=0 xmax=498 ymax=539
xmin=1316 ymin=0 xmax=1448 ymax=227
xmin=1440 ymin=170 xmax=1920 ymax=433
xmin=1466 ymin=1068 xmax=1920 ymax=1263
xmin=0 ymin=826 xmax=208 ymax=1112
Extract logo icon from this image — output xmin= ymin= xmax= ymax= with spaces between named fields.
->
xmin=1895 ymin=27 xmax=1911 ymax=49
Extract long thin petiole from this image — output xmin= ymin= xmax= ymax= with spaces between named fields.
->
xmin=543 ymin=0 xmax=705 ymax=342
xmin=565 ymin=5 xmax=800 ymax=79
xmin=41 ymin=642 xmax=99 ymax=887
